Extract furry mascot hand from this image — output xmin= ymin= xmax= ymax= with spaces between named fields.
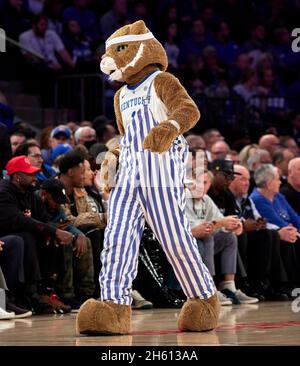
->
xmin=99 ymin=147 xmax=120 ymax=193
xmin=143 ymin=121 xmax=178 ymax=153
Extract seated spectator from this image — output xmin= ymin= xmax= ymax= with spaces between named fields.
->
xmin=243 ymin=24 xmax=267 ymax=66
xmin=281 ymin=158 xmax=300 ymax=215
xmin=233 ymin=68 xmax=259 ymax=103
xmin=50 ymin=143 xmax=73 ymax=169
xmin=229 ymin=165 xmax=289 ymax=300
xmin=83 ymin=159 xmax=106 ymax=216
xmin=210 ymin=140 xmax=230 ymax=161
xmin=212 ymin=21 xmax=240 ymax=67
xmin=10 ymin=132 xmax=26 ymax=155
xmin=39 ymin=178 xmax=94 ymax=310
xmin=202 ymin=129 xmax=224 ymax=162
xmin=0 ymin=156 xmax=73 ymax=314
xmin=27 ymin=0 xmax=45 ymax=15
xmin=179 ymin=19 xmax=210 ymax=67
xmin=95 ymin=122 xmax=117 ymax=145
xmin=42 ymin=125 xmax=73 ymax=165
xmin=44 ymin=0 xmax=64 ymax=35
xmin=226 ymin=150 xmax=240 ymax=165
xmin=207 ymin=159 xmax=257 ymax=295
xmin=63 ymin=19 xmax=95 ymax=73
xmin=88 ymin=143 xmax=108 ymax=168
xmin=74 ymin=126 xmax=97 ymax=150
xmin=19 ymin=13 xmax=74 ymax=71
xmin=279 ymin=135 xmax=300 ymax=157
xmin=14 ymin=142 xmax=56 ymax=183
xmin=258 ymin=134 xmax=280 ymax=156
xmin=0 ymin=0 xmax=31 ymax=40
xmin=58 ymin=151 xmax=106 ymax=298
xmin=19 ymin=13 xmax=74 ymax=106
xmin=238 ymin=143 xmax=259 ymax=167
xmin=162 ymin=22 xmax=180 ymax=71
xmin=185 ymin=133 xmax=205 ymax=149
xmin=185 ymin=170 xmax=258 ymax=305
xmin=0 ymin=235 xmax=33 ymax=317
xmin=250 ymin=164 xmax=300 ymax=290
xmin=245 ymin=148 xmax=271 ymax=194
xmin=292 ymin=112 xmax=300 ymax=148
xmin=0 ymin=261 xmax=15 ymax=320
xmin=272 ymin=148 xmax=295 ymax=185
xmin=99 ymin=0 xmax=127 ymax=40
xmin=63 ymin=0 xmax=100 ymax=42
xmin=229 ymin=53 xmax=251 ymax=85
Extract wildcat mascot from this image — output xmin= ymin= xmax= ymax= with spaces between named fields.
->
xmin=76 ymin=20 xmax=219 ymax=335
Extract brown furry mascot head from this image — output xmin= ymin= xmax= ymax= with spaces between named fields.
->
xmin=100 ymin=20 xmax=168 ymax=85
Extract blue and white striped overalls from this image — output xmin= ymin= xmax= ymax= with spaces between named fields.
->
xmin=100 ymin=70 xmax=216 ymax=305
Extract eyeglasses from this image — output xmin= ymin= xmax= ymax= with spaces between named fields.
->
xmin=29 ymin=153 xmax=43 ymax=159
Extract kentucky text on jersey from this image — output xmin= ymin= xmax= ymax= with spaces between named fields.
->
xmin=120 ymin=96 xmax=150 ymax=112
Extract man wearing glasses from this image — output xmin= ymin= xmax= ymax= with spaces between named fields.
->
xmin=14 ymin=142 xmax=56 ymax=183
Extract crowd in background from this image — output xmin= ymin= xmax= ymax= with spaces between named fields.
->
xmin=1 ymin=116 xmax=300 ymax=318
xmin=1 ymin=0 xmax=300 ymax=140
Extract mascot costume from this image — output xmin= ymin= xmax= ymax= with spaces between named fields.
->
xmin=76 ymin=20 xmax=220 ymax=335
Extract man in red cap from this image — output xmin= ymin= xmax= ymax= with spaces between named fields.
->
xmin=0 ymin=156 xmax=73 ymax=314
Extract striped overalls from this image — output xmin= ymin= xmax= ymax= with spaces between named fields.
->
xmin=100 ymin=70 xmax=216 ymax=305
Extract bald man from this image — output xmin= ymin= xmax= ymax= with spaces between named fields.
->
xmin=280 ymin=157 xmax=300 ymax=215
xmin=211 ymin=141 xmax=230 ymax=161
xmin=185 ymin=134 xmax=206 ymax=151
xmin=258 ymin=134 xmax=280 ymax=156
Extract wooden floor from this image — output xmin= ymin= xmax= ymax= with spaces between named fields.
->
xmin=1 ymin=301 xmax=300 ymax=346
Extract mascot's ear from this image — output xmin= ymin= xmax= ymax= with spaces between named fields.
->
xmin=129 ymin=20 xmax=148 ymax=34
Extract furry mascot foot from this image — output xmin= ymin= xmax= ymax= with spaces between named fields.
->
xmin=76 ymin=299 xmax=131 ymax=335
xmin=177 ymin=293 xmax=220 ymax=332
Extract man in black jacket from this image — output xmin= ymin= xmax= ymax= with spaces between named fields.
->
xmin=281 ymin=157 xmax=300 ymax=216
xmin=0 ymin=156 xmax=73 ymax=313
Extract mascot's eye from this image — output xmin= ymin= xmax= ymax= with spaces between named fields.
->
xmin=117 ymin=44 xmax=128 ymax=52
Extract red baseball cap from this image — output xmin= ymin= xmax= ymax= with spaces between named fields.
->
xmin=5 ymin=155 xmax=41 ymax=176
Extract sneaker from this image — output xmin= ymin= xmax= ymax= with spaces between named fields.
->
xmin=40 ymin=294 xmax=72 ymax=314
xmin=6 ymin=302 xmax=32 ymax=319
xmin=28 ymin=293 xmax=55 ymax=315
xmin=218 ymin=291 xmax=233 ymax=306
xmin=0 ymin=307 xmax=15 ymax=320
xmin=132 ymin=290 xmax=153 ymax=309
xmin=221 ymin=288 xmax=259 ymax=304
xmin=60 ymin=297 xmax=82 ymax=312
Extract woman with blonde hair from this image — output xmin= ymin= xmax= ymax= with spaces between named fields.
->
xmin=238 ymin=144 xmax=259 ymax=168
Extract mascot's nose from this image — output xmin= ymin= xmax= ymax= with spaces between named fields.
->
xmin=100 ymin=56 xmax=117 ymax=74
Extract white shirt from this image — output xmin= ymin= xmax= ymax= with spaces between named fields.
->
xmin=185 ymin=189 xmax=224 ymax=229
xmin=19 ymin=29 xmax=65 ymax=68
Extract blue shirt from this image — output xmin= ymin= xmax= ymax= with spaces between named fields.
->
xmin=250 ymin=188 xmax=300 ymax=229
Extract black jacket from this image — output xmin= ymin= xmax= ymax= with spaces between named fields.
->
xmin=280 ymin=182 xmax=300 ymax=216
xmin=207 ymin=187 xmax=237 ymax=216
xmin=0 ymin=179 xmax=57 ymax=237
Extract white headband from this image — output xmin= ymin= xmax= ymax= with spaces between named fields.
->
xmin=105 ymin=32 xmax=154 ymax=50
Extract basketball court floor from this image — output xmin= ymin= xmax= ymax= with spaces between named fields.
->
xmin=0 ymin=301 xmax=300 ymax=346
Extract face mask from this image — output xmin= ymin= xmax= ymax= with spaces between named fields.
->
xmin=84 ymin=140 xmax=97 ymax=150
